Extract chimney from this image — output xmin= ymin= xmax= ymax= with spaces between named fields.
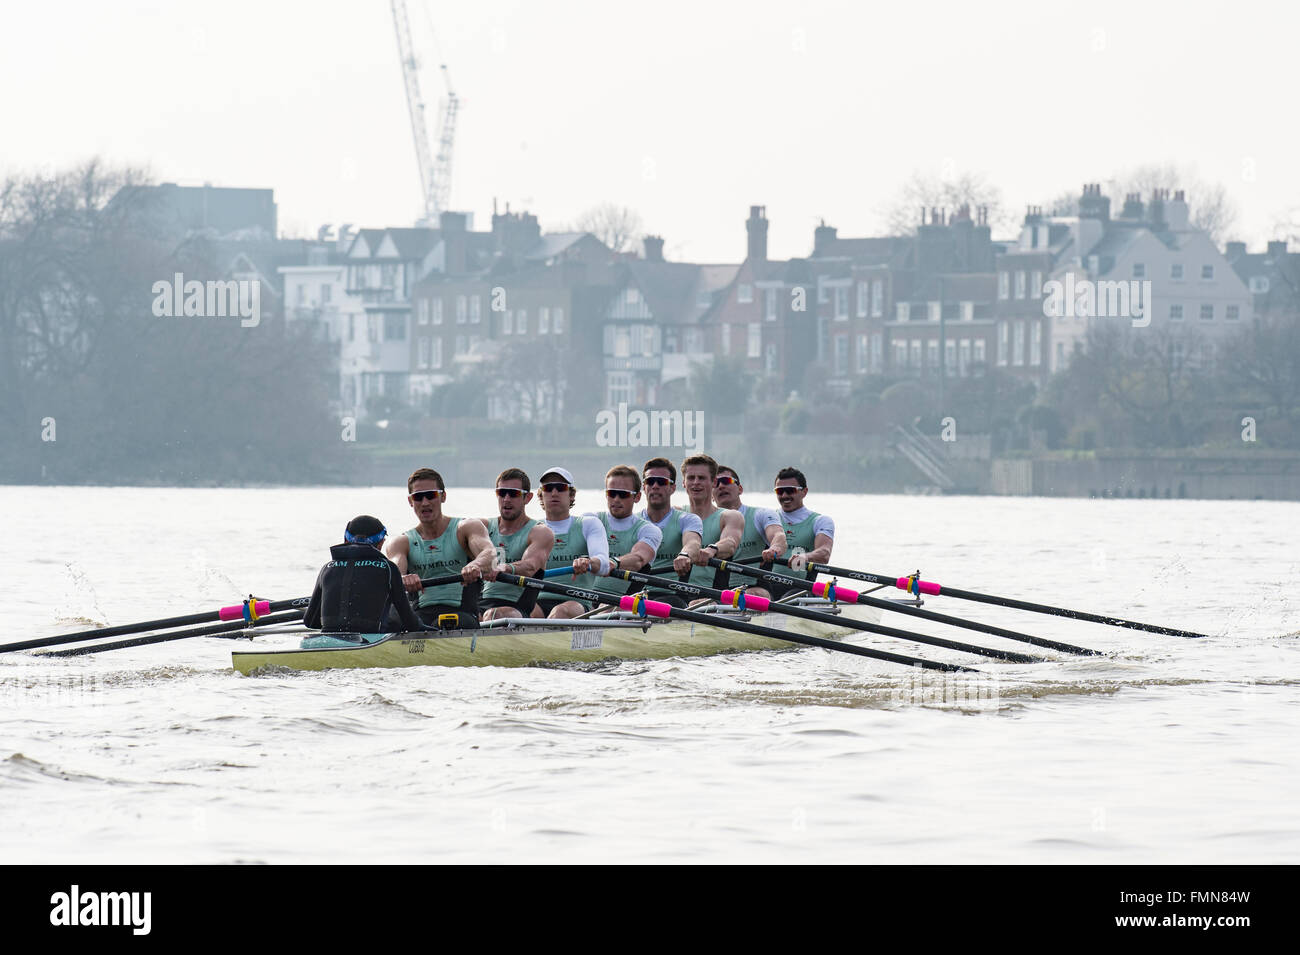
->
xmin=1120 ymin=193 xmax=1145 ymax=219
xmin=337 ymin=223 xmax=355 ymax=253
xmin=746 ymin=205 xmax=768 ymax=262
xmin=1267 ymin=240 xmax=1289 ymax=260
xmin=643 ymin=235 xmax=665 ymax=263
xmin=813 ymin=220 xmax=837 ymax=257
xmin=440 ymin=211 xmax=467 ymax=233
xmin=1224 ymin=241 xmax=1246 ymax=260
xmin=1166 ymin=190 xmax=1189 ymax=230
xmin=1079 ymin=183 xmax=1111 ymax=222
xmin=1148 ymin=189 xmax=1166 ymax=228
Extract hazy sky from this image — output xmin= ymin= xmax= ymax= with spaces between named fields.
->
xmin=4 ymin=0 xmax=1296 ymax=261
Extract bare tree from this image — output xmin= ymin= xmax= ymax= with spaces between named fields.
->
xmin=573 ymin=202 xmax=644 ymax=253
xmin=881 ymin=170 xmax=1011 ymax=236
xmin=1106 ymin=163 xmax=1239 ymax=243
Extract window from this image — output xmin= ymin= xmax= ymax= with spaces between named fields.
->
xmin=1226 ymin=305 xmax=1240 ymax=321
xmin=893 ymin=340 xmax=908 ymax=369
xmin=834 ymin=287 xmax=848 ymax=320
xmin=456 ymin=296 xmax=467 ymax=323
xmin=1201 ymin=265 xmax=1215 ymax=280
xmin=553 ymin=308 xmax=564 ymax=334
xmin=973 ymin=339 xmax=986 ymax=365
xmin=517 ymin=309 xmax=528 ymax=334
xmin=944 ymin=339 xmax=956 ymax=375
xmin=857 ymin=282 xmax=868 ymax=318
xmin=928 ymin=301 xmax=941 ymax=322
xmin=868 ymin=280 xmax=881 ymax=317
xmin=502 ymin=310 xmax=513 ymax=335
xmin=431 ymin=338 xmax=442 ymax=368
xmin=1171 ymin=263 xmax=1184 ymax=279
xmin=896 ymin=302 xmax=910 ymax=322
xmin=833 ymin=336 xmax=848 ymax=375
xmin=765 ymin=287 xmax=777 ymax=321
xmin=999 ymin=272 xmax=1010 ymax=300
xmin=432 ymin=299 xmax=443 ymax=324
xmin=997 ymin=322 xmax=1009 ymax=365
xmin=470 ymin=296 xmax=481 ymax=324
xmin=626 ymin=287 xmax=640 ymax=305
xmin=417 ymin=299 xmax=429 ymax=325
xmin=720 ymin=323 xmax=730 ymax=355
xmin=959 ymin=339 xmax=971 ymax=376
xmin=1169 ymin=304 xmax=1184 ymax=321
xmin=870 ymin=333 xmax=883 ymax=373
xmin=1015 ymin=271 xmax=1027 ymax=299
xmin=1132 ymin=263 xmax=1146 ymax=279
xmin=1250 ymin=276 xmax=1270 ymax=294
xmin=384 ymin=314 xmax=406 ymax=341
xmin=1013 ymin=322 xmax=1025 ymax=366
xmin=856 ymin=334 xmax=868 ymax=373
xmin=927 ymin=340 xmax=939 ymax=371
xmin=539 ymin=307 xmax=550 ymax=334
xmin=1031 ymin=271 xmax=1043 ymax=298
xmin=747 ymin=323 xmax=761 ymax=358
xmin=417 ymin=337 xmax=429 ymax=368
xmin=765 ymin=343 xmax=778 ymax=373
xmin=1200 ymin=304 xmax=1214 ymax=321
xmin=961 ymin=301 xmax=974 ymax=322
xmin=910 ymin=340 xmax=922 ymax=369
xmin=738 ymin=284 xmax=754 ymax=304
xmin=1030 ymin=321 xmax=1042 ymax=366
xmin=607 ymin=372 xmax=632 ymax=406
xmin=613 ymin=327 xmax=630 ymax=357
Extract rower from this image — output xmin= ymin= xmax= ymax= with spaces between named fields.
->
xmin=302 ymin=515 xmax=427 ymax=647
xmin=681 ymin=454 xmax=744 ymax=597
xmin=588 ymin=465 xmax=662 ymax=603
xmin=532 ymin=465 xmax=612 ymax=619
xmin=635 ymin=456 xmax=702 ymax=608
xmin=712 ymin=464 xmax=786 ymax=599
xmin=770 ymin=465 xmax=835 ymax=599
xmin=383 ymin=467 xmax=496 ymax=629
xmin=479 ymin=468 xmax=555 ymax=621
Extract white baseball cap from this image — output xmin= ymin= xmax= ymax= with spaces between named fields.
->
xmin=539 ymin=466 xmax=575 ymax=487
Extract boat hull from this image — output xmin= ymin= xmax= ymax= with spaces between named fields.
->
xmin=231 ymin=602 xmax=881 ymax=673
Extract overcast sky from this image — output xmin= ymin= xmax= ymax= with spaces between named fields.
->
xmin=4 ymin=0 xmax=1296 ymax=261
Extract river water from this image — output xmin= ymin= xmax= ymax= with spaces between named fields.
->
xmin=1 ymin=486 xmax=1297 ymax=863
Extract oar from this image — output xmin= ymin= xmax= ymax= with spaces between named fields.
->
xmin=6 ymin=572 xmax=466 ymax=655
xmin=494 ymin=572 xmax=979 ymax=673
xmin=611 ymin=567 xmax=1044 ymax=663
xmin=38 ymin=611 xmax=307 ymax=657
xmin=715 ymin=559 xmax=1099 ymax=656
xmin=776 ymin=558 xmax=1208 ymax=639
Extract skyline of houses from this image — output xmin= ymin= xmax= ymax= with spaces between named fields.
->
xmin=123 ymin=181 xmax=1298 ymax=424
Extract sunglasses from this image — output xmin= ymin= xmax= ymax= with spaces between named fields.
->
xmin=409 ymin=490 xmax=442 ymax=502
xmin=495 ymin=487 xmax=524 ymax=499
xmin=605 ymin=488 xmax=634 ymax=499
xmin=541 ymin=482 xmax=571 ymax=493
xmin=774 ymin=485 xmax=804 ymax=495
xmin=643 ymin=476 xmax=673 ymax=487
xmin=715 ymin=476 xmax=737 ymax=486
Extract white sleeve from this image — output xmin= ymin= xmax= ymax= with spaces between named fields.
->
xmin=636 ymin=522 xmax=664 ymax=552
xmin=680 ymin=512 xmax=704 ymax=537
xmin=580 ymin=513 xmax=611 ymax=574
xmin=754 ymin=508 xmax=781 ymax=535
xmin=813 ymin=514 xmax=835 ymax=540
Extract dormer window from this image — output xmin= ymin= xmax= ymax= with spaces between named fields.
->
xmin=1133 ymin=263 xmax=1146 ymax=279
xmin=738 ymin=283 xmax=754 ymax=303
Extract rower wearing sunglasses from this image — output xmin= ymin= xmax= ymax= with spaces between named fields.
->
xmin=478 ymin=468 xmax=555 ymax=621
xmin=770 ymin=465 xmax=835 ymax=599
xmin=711 ymin=464 xmax=786 ymax=599
xmin=532 ymin=466 xmax=613 ymax=619
xmin=635 ymin=456 xmax=703 ymax=608
xmin=383 ymin=467 xmax=496 ymax=629
xmin=588 ymin=465 xmax=663 ymax=601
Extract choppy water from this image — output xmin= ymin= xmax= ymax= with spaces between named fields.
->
xmin=2 ymin=486 xmax=1297 ymax=863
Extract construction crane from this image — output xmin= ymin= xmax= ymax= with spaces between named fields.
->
xmin=390 ymin=0 xmax=458 ymax=225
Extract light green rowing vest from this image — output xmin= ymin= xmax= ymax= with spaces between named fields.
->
xmin=482 ymin=517 xmax=538 ymax=603
xmin=734 ymin=504 xmax=769 ymax=563
xmin=590 ymin=511 xmax=650 ymax=597
xmin=687 ymin=508 xmax=726 ymax=589
xmin=545 ymin=516 xmax=598 ymax=607
xmin=405 ymin=519 xmax=469 ymax=607
xmin=780 ymin=510 xmax=821 ymax=552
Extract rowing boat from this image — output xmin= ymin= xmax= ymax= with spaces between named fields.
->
xmin=231 ymin=598 xmax=881 ymax=674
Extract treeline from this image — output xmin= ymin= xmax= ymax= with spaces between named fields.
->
xmin=0 ymin=163 xmax=337 ymax=483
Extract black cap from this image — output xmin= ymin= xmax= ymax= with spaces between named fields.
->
xmin=344 ymin=515 xmax=387 ymax=545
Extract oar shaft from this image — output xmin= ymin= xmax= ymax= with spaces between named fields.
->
xmin=619 ymin=567 xmax=1042 ymax=663
xmin=497 ymin=573 xmax=977 ymax=672
xmin=786 ymin=559 xmax=1207 ymax=640
xmin=723 ymin=561 xmax=1098 ymax=657
xmin=38 ymin=611 xmax=307 ymax=657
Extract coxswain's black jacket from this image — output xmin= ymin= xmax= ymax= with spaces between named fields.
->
xmin=303 ymin=543 xmax=426 ymax=633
